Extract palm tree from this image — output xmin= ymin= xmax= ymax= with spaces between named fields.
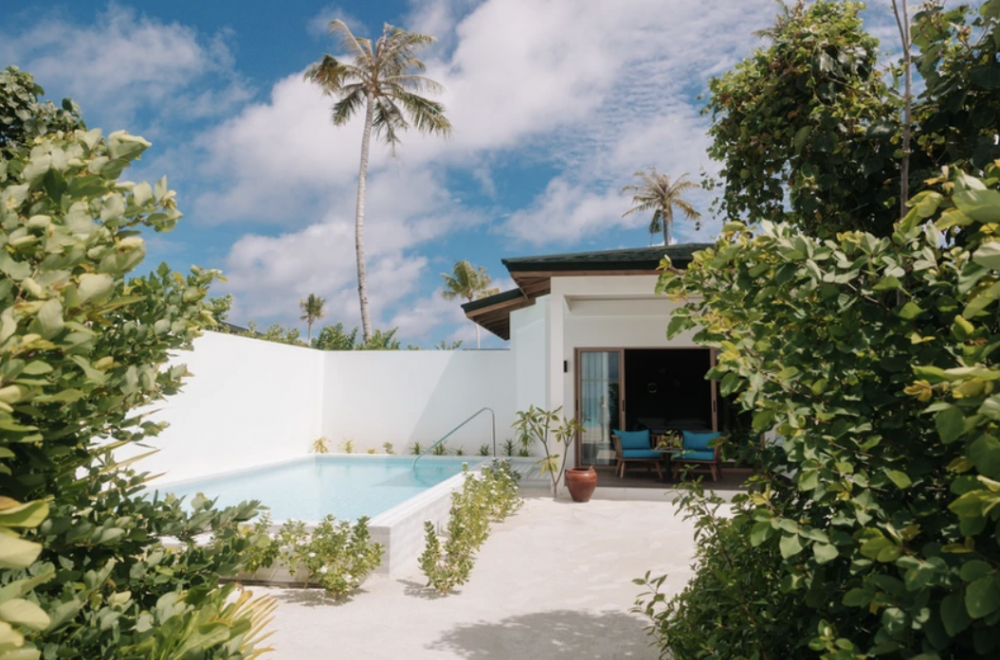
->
xmin=441 ymin=260 xmax=499 ymax=349
xmin=621 ymin=168 xmax=702 ymax=246
xmin=306 ymin=20 xmax=452 ymax=343
xmin=299 ymin=294 xmax=326 ymax=342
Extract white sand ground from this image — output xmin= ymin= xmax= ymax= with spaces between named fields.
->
xmin=255 ymin=496 xmax=701 ymax=660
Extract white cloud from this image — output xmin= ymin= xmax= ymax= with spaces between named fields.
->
xmin=187 ymin=0 xmax=777 ymax=242
xmin=218 ymin=166 xmax=478 ymax=326
xmin=0 ymin=4 xmax=251 ymax=133
xmin=179 ymin=0 xmax=785 ymax=332
xmin=506 ymin=178 xmax=630 ymax=244
xmin=387 ymin=291 xmax=468 ymax=341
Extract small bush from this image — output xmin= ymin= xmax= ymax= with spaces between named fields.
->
xmin=311 ymin=437 xmax=330 ymax=454
xmin=245 ymin=515 xmax=383 ymax=599
xmin=383 ymin=442 xmax=395 ymax=455
xmin=633 ymin=484 xmax=804 ymax=659
xmin=431 ymin=442 xmax=448 ymax=456
xmin=419 ymin=461 xmax=523 ymax=594
xmin=339 ymin=439 xmax=355 ymax=454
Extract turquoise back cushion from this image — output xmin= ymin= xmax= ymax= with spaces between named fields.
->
xmin=615 ymin=429 xmax=650 ymax=450
xmin=683 ymin=430 xmax=720 ymax=451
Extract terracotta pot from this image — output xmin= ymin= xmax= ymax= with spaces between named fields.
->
xmin=566 ymin=466 xmax=598 ymax=503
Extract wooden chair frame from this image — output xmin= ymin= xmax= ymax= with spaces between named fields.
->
xmin=611 ymin=434 xmax=663 ymax=480
xmin=671 ymin=442 xmax=722 ymax=482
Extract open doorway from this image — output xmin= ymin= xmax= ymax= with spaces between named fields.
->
xmin=575 ymin=347 xmax=716 ymax=469
xmin=624 ymin=349 xmax=714 ymax=434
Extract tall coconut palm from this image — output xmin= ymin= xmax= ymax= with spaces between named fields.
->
xmin=441 ymin=260 xmax=499 ymax=349
xmin=306 ymin=20 xmax=452 ymax=342
xmin=621 ymin=168 xmax=702 ymax=245
xmin=299 ymin=293 xmax=326 ymax=342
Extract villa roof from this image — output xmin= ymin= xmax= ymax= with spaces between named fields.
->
xmin=463 ymin=243 xmax=711 ymax=340
xmin=502 ymin=243 xmax=708 ymax=273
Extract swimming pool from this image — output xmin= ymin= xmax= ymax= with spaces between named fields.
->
xmin=156 ymin=455 xmax=472 ymax=522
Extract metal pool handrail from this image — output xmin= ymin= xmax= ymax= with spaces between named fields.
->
xmin=412 ymin=407 xmax=497 ymax=469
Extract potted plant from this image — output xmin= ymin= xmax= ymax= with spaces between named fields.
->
xmin=512 ymin=406 xmax=589 ymax=501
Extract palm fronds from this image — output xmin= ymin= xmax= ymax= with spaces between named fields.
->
xmin=305 ymin=20 xmax=451 ymax=144
xmin=622 ymin=168 xmax=702 ymax=244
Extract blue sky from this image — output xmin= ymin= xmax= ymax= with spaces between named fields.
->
xmin=0 ymin=0 xmax=907 ymax=346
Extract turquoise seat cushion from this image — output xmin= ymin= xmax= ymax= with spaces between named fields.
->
xmin=683 ymin=430 xmax=720 ymax=451
xmin=677 ymin=449 xmax=715 ymax=461
xmin=622 ymin=449 xmax=662 ymax=459
xmin=615 ymin=429 xmax=650 ymax=450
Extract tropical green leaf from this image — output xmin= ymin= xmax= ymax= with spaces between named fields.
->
xmin=965 ymin=576 xmax=1000 ymax=618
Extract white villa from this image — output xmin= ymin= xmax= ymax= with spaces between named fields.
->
xmin=142 ymin=243 xmax=740 ymax=485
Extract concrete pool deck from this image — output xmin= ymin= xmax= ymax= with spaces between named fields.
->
xmin=254 ymin=496 xmax=702 ymax=659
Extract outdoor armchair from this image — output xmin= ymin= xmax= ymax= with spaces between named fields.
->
xmin=672 ymin=430 xmax=722 ymax=482
xmin=611 ymin=429 xmax=663 ymax=479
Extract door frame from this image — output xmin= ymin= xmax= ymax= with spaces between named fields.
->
xmin=573 ymin=348 xmax=625 ymax=470
xmin=573 ymin=346 xmax=717 ymax=467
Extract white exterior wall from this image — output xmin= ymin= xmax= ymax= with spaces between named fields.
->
xmin=140 ymin=332 xmax=325 ymax=483
xmin=135 ymin=272 xmax=689 ymax=484
xmin=506 ymin=274 xmax=700 ymax=464
xmin=321 ymin=351 xmax=516 ymax=455
xmin=510 ymin=298 xmax=548 ymax=414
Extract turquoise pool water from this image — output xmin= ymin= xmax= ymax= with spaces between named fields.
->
xmin=156 ymin=456 xmax=470 ymax=521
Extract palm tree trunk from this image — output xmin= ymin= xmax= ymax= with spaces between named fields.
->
xmin=892 ymin=0 xmax=912 ymax=217
xmin=354 ymin=92 xmax=376 ymax=342
xmin=663 ymin=207 xmax=672 ymax=246
xmin=475 ymin=322 xmax=480 ymax=349
xmin=307 ymin=320 xmax=313 ymax=342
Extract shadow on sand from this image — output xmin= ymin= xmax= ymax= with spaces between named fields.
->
xmin=398 ymin=578 xmax=450 ymax=601
xmin=266 ymin=587 xmax=366 ymax=608
xmin=427 ymin=609 xmax=657 ymax=659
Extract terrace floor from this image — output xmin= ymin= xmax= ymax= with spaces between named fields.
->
xmin=254 ymin=496 xmax=704 ymax=659
xmin=595 ymin=465 xmax=753 ymax=491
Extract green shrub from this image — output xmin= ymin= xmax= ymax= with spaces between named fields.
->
xmin=648 ymin=164 xmax=1000 ymax=658
xmin=419 ymin=460 xmax=522 ymax=594
xmin=634 ymin=484 xmax=806 ymax=658
xmin=243 ymin=515 xmax=382 ymax=599
xmin=0 ymin=67 xmax=272 ymax=658
xmin=431 ymin=442 xmax=448 ymax=456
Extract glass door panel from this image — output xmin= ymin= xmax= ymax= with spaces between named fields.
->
xmin=578 ymin=351 xmax=621 ymax=467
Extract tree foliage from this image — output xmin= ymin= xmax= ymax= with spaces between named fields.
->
xmin=311 ymin=322 xmax=359 ymax=350
xmin=299 ymin=293 xmax=325 ymax=341
xmin=621 ymin=168 xmax=701 ymax=245
xmin=0 ymin=79 xmax=270 ymax=658
xmin=704 ymin=0 xmax=898 ymax=238
xmin=706 ymin=0 xmax=1000 ymax=240
xmin=911 ymin=2 xmax=1000 ymax=176
xmin=305 ymin=20 xmax=452 ymax=150
xmin=646 ymin=162 xmax=1000 ymax=658
xmin=0 ymin=67 xmax=84 ymax=154
xmin=441 ymin=260 xmax=498 ymax=348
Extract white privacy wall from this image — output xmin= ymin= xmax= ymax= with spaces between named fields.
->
xmin=140 ymin=332 xmax=325 ymax=483
xmin=321 ymin=351 xmax=517 ymax=455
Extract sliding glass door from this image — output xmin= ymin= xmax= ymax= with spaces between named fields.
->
xmin=578 ymin=350 xmax=622 ymax=467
